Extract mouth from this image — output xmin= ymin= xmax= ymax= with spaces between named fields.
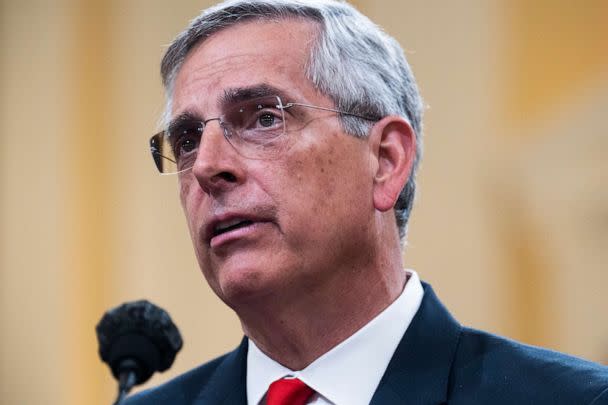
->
xmin=212 ymin=218 xmax=255 ymax=237
xmin=205 ymin=213 xmax=272 ymax=248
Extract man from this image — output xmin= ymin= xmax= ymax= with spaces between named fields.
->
xmin=129 ymin=0 xmax=608 ymax=404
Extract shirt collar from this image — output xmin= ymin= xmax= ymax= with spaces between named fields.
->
xmin=247 ymin=270 xmax=424 ymax=405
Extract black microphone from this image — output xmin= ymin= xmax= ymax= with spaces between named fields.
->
xmin=96 ymin=300 xmax=183 ymax=405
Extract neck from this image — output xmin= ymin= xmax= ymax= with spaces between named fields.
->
xmin=236 ymin=230 xmax=406 ymax=370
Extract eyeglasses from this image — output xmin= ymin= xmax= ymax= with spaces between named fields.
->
xmin=149 ymin=95 xmax=377 ymax=174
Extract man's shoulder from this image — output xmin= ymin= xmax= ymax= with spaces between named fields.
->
xmin=450 ymin=326 xmax=608 ymax=404
xmin=122 ymin=353 xmax=229 ymax=405
xmin=386 ymin=282 xmax=607 ymax=404
xmin=121 ymin=336 xmax=249 ymax=405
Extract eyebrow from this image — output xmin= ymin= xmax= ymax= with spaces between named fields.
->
xmin=219 ymin=84 xmax=290 ymax=108
xmin=166 ymin=111 xmax=200 ymax=133
xmin=167 ymin=83 xmax=292 ymax=130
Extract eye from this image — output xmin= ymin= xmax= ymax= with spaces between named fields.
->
xmin=177 ymin=138 xmax=197 ymax=155
xmin=224 ymin=97 xmax=286 ymax=145
xmin=169 ymin=121 xmax=202 ymax=158
xmin=258 ymin=112 xmax=277 ymax=128
xmin=228 ymin=98 xmax=283 ymax=131
xmin=249 ymin=105 xmax=283 ymax=131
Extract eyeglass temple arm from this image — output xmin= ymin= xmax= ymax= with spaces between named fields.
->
xmin=281 ymin=102 xmax=377 ymax=122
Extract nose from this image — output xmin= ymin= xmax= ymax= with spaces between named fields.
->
xmin=190 ymin=119 xmax=244 ymax=195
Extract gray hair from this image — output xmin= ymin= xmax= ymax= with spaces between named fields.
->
xmin=160 ymin=0 xmax=424 ymax=240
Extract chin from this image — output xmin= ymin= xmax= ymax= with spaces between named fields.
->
xmin=210 ymin=262 xmax=281 ymax=307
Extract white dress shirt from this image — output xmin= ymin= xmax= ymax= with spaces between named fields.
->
xmin=246 ymin=270 xmax=424 ymax=405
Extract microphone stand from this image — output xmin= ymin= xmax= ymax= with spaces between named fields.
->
xmin=113 ymin=360 xmax=138 ymax=405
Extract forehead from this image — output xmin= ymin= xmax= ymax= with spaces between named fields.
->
xmin=171 ymin=18 xmax=320 ymax=116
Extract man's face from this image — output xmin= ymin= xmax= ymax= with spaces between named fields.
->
xmin=172 ymin=19 xmax=378 ymax=307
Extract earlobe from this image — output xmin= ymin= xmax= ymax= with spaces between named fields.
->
xmin=371 ymin=116 xmax=416 ymax=212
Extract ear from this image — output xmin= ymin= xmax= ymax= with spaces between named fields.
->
xmin=369 ymin=116 xmax=416 ymax=212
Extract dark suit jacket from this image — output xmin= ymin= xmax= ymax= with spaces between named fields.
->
xmin=124 ymin=283 xmax=608 ymax=404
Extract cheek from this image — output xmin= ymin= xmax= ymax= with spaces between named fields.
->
xmin=179 ymin=180 xmax=194 ymax=224
xmin=178 ymin=179 xmax=218 ymax=283
xmin=281 ymin=141 xmax=362 ymax=229
xmin=314 ymin=144 xmax=341 ymax=197
xmin=178 ymin=178 xmax=205 ymax=247
xmin=285 ymin=146 xmax=337 ymax=209
xmin=307 ymin=141 xmax=364 ymax=206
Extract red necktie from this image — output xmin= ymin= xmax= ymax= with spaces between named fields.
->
xmin=266 ymin=377 xmax=315 ymax=405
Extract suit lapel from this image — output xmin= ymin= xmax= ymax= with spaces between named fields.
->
xmin=370 ymin=283 xmax=462 ymax=405
xmin=193 ymin=337 xmax=248 ymax=405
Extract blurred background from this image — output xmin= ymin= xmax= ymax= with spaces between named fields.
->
xmin=1 ymin=0 xmax=606 ymax=404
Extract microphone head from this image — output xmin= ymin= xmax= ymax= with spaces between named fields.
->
xmin=96 ymin=300 xmax=183 ymax=385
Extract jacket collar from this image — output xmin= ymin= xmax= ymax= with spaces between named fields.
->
xmin=193 ymin=337 xmax=248 ymax=404
xmin=370 ymin=282 xmax=462 ymax=405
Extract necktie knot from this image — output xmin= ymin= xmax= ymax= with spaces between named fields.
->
xmin=266 ymin=377 xmax=315 ymax=405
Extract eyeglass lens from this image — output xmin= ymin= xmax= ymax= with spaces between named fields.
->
xmin=150 ymin=95 xmax=288 ymax=174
